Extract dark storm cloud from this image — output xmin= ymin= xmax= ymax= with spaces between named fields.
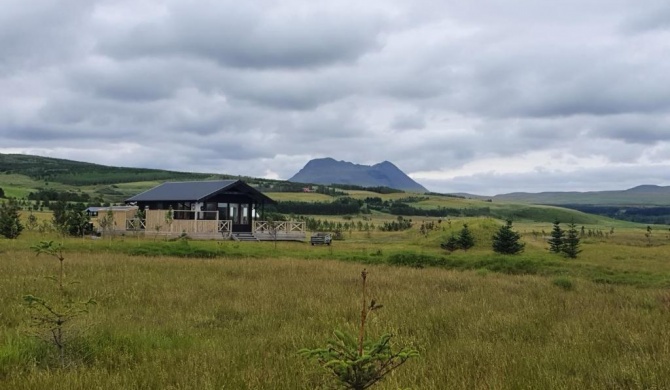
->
xmin=586 ymin=115 xmax=670 ymax=145
xmin=623 ymin=3 xmax=670 ymax=32
xmin=0 ymin=0 xmax=94 ymax=70
xmin=2 ymin=0 xmax=670 ymax=193
xmin=97 ymin=1 xmax=388 ymax=69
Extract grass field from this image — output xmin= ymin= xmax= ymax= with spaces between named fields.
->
xmin=2 ymin=215 xmax=670 ymax=389
xmin=0 ymin=174 xmax=46 ymax=198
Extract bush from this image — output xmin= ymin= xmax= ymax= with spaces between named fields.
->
xmin=548 ymin=220 xmax=564 ymax=253
xmin=299 ymin=270 xmax=418 ymax=390
xmin=492 ymin=220 xmax=525 ymax=255
xmin=562 ymin=222 xmax=582 ymax=258
xmin=387 ymin=252 xmax=445 ymax=268
xmin=440 ymin=234 xmax=460 ymax=252
xmin=0 ymin=198 xmax=23 ymax=239
xmin=127 ymin=242 xmax=220 ymax=258
xmin=552 ymin=277 xmax=575 ymax=291
xmin=457 ymin=224 xmax=475 ymax=250
xmin=51 ymin=201 xmax=92 ymax=237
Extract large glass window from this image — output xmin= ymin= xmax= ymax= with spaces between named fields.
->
xmin=218 ymin=203 xmax=228 ymax=220
xmin=229 ymin=203 xmax=240 ymax=224
xmin=241 ymin=204 xmax=249 ymax=224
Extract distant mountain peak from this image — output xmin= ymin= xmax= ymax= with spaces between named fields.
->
xmin=289 ymin=158 xmax=428 ymax=192
xmin=625 ymin=184 xmax=663 ymax=193
xmin=373 ymin=160 xmax=396 ymax=168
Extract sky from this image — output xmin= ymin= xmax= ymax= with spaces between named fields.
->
xmin=1 ymin=0 xmax=670 ymax=195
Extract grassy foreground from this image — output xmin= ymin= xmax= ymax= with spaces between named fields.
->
xmin=2 ymin=241 xmax=670 ymax=389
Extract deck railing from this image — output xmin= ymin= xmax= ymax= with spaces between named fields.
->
xmin=130 ymin=210 xmax=304 ymax=238
xmin=125 ymin=218 xmax=146 ymax=230
xmin=253 ymin=221 xmax=305 ymax=234
xmin=218 ymin=220 xmax=232 ymax=235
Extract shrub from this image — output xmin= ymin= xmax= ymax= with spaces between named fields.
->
xmin=387 ymin=252 xmax=445 ymax=268
xmin=24 ymin=241 xmax=96 ymax=367
xmin=127 ymin=242 xmax=220 ymax=258
xmin=51 ymin=201 xmax=92 ymax=237
xmin=0 ymin=198 xmax=23 ymax=239
xmin=457 ymin=224 xmax=475 ymax=250
xmin=492 ymin=220 xmax=525 ymax=255
xmin=299 ymin=269 xmax=418 ymax=389
xmin=548 ymin=220 xmax=564 ymax=253
xmin=552 ymin=277 xmax=575 ymax=291
xmin=562 ymin=222 xmax=582 ymax=258
xmin=440 ymin=234 xmax=460 ymax=252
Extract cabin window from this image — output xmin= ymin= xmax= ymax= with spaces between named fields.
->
xmin=241 ymin=204 xmax=249 ymax=225
xmin=218 ymin=203 xmax=228 ymax=220
xmin=229 ymin=204 xmax=240 ymax=224
xmin=200 ymin=202 xmax=217 ymax=220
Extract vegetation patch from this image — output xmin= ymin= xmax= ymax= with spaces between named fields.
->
xmin=552 ymin=276 xmax=575 ymax=290
xmin=387 ymin=252 xmax=446 ymax=268
xmin=125 ymin=242 xmax=222 ymax=259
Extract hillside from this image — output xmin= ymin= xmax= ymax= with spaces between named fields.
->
xmin=0 ymin=153 xmax=279 ymax=202
xmin=288 ymin=158 xmax=428 ymax=192
xmin=0 ymin=153 xmax=221 ymax=186
xmin=0 ymin=153 xmax=659 ymax=225
xmin=492 ymin=185 xmax=670 ymax=206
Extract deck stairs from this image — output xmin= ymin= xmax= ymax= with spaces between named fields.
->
xmin=232 ymin=233 xmax=260 ymax=242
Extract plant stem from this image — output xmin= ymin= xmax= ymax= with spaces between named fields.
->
xmin=358 ymin=269 xmax=367 ymax=357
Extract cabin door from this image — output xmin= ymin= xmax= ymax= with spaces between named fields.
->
xmin=229 ymin=203 xmax=251 ymax=232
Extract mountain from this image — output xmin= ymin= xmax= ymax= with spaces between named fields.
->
xmin=491 ymin=185 xmax=670 ymax=206
xmin=288 ymin=158 xmax=428 ymax=192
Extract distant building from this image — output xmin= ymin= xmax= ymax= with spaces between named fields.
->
xmin=123 ymin=180 xmax=304 ymax=241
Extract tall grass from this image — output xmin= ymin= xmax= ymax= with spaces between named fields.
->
xmin=2 ymin=250 xmax=670 ymax=389
xmin=2 ymin=216 xmax=670 ymax=388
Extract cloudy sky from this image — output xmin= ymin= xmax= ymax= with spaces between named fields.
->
xmin=2 ymin=0 xmax=670 ymax=195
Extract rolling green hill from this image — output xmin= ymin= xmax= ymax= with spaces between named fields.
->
xmin=0 ymin=153 xmax=221 ymax=186
xmin=492 ymin=185 xmax=670 ymax=206
xmin=0 ymin=153 xmax=289 ymax=203
xmin=0 ymin=153 xmax=658 ymax=226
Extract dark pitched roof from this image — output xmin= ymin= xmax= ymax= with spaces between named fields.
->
xmin=125 ymin=180 xmax=275 ymax=204
xmin=86 ymin=206 xmax=137 ymax=213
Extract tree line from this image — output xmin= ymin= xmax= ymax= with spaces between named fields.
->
xmin=268 ymin=197 xmax=364 ymax=215
xmin=27 ymin=189 xmax=91 ymax=203
xmin=559 ymin=204 xmax=670 ymax=225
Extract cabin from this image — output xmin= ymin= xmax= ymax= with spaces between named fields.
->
xmin=118 ymin=180 xmax=305 ymax=241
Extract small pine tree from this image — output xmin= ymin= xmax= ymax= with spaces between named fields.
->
xmin=440 ymin=234 xmax=460 ymax=252
xmin=548 ymin=220 xmax=564 ymax=253
xmin=492 ymin=219 xmax=525 ymax=255
xmin=457 ymin=223 xmax=475 ymax=250
xmin=562 ymin=222 xmax=581 ymax=258
xmin=0 ymin=199 xmax=24 ymax=239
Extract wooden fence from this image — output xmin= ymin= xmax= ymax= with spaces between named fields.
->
xmin=144 ymin=210 xmax=223 ymax=234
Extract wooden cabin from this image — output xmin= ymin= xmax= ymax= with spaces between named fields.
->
xmin=124 ymin=180 xmax=305 ymax=241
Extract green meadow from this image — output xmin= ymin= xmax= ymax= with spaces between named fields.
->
xmin=2 ymin=212 xmax=670 ymax=389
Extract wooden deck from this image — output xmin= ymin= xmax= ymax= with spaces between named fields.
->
xmin=105 ymin=209 xmax=306 ymax=241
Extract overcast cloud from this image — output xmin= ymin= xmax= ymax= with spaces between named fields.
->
xmin=1 ymin=0 xmax=670 ymax=195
